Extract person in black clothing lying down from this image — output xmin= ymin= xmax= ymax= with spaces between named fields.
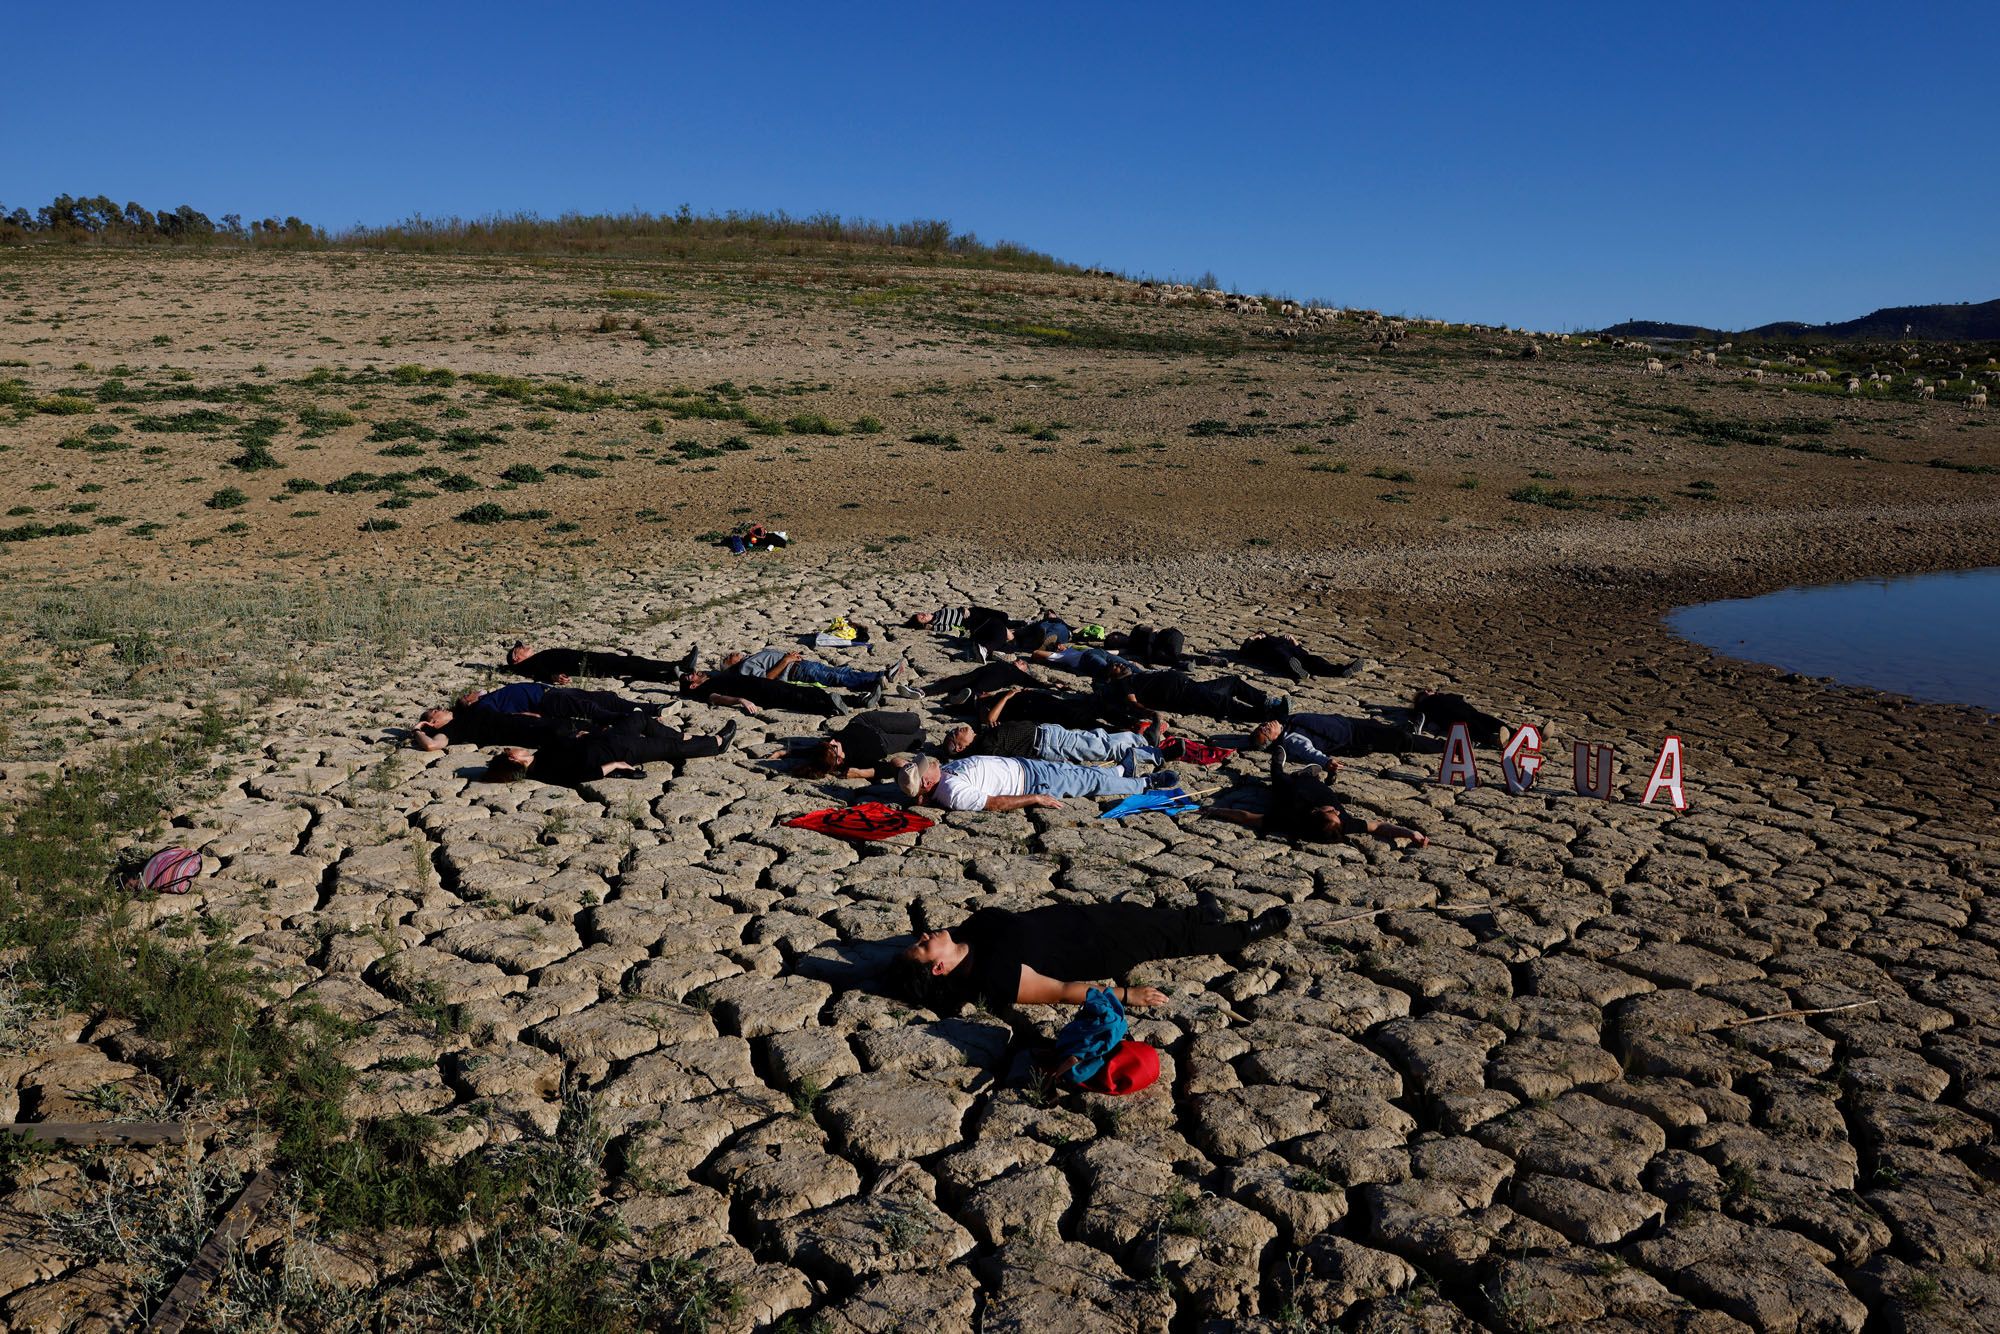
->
xmin=482 ymin=715 xmax=735 ymax=787
xmin=506 ymin=641 xmax=695 ymax=684
xmin=1208 ymin=750 xmax=1428 ymax=846
xmin=895 ymin=897 xmax=1294 ymax=1012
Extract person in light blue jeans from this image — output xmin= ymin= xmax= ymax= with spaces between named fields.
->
xmin=722 ymin=646 xmax=910 ymax=694
xmin=1031 ymin=724 xmax=1160 ymax=776
xmin=1016 ymin=756 xmax=1143 ymax=800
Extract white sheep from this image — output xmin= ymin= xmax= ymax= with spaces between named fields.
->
xmin=1644 ymin=358 xmax=1666 ymax=377
xmin=1920 ymin=385 xmax=1935 ymax=399
xmin=1846 ymin=378 xmax=1862 ymax=393
xmin=1972 ymin=390 xmax=1989 ymax=408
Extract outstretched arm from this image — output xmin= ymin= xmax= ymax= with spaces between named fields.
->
xmin=1362 ymin=819 xmax=1427 ymax=847
xmin=983 ymin=793 xmax=1062 ymax=812
xmin=1206 ymin=808 xmax=1265 ymax=830
xmin=707 ymin=693 xmax=761 ymax=715
xmin=1014 ymin=968 xmax=1168 ymax=1007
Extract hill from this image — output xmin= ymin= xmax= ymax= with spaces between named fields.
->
xmin=1603 ymin=298 xmax=2000 ymax=343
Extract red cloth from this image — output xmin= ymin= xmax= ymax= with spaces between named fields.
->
xmin=784 ymin=802 xmax=933 ymax=842
xmin=1081 ymin=1040 xmax=1159 ymax=1095
xmin=1172 ymin=739 xmax=1236 ymax=766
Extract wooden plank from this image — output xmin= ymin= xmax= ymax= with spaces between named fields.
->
xmin=0 ymin=1120 xmax=211 ymax=1147
xmin=148 ymin=1167 xmax=283 ymax=1334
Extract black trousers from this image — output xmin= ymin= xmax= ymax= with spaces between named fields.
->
xmin=1413 ymin=692 xmax=1504 ymax=746
xmin=1087 ymin=903 xmax=1253 ymax=971
xmin=925 ymin=660 xmax=1040 ymax=697
xmin=1170 ymin=676 xmax=1273 ymax=723
xmin=1125 ymin=625 xmax=1187 ymax=667
xmin=1242 ymin=634 xmax=1342 ymax=680
xmin=599 ymin=716 xmax=722 ymax=764
xmin=994 ymin=689 xmax=1104 ymax=729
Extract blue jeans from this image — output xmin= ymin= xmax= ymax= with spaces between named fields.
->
xmin=789 ymin=660 xmax=880 ymax=690
xmin=1020 ymin=618 xmax=1072 ymax=650
xmin=1034 ymin=724 xmax=1158 ymax=773
xmin=1017 ymin=756 xmax=1144 ymax=799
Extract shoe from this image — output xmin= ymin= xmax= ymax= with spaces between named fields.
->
xmin=864 ymin=682 xmax=886 ymax=710
xmin=1265 ymin=695 xmax=1290 ymax=720
xmin=1145 ymin=769 xmax=1183 ymax=791
xmin=943 ymin=687 xmax=973 ymax=708
xmin=895 ymin=683 xmax=924 ymax=700
xmin=831 ymin=693 xmax=854 ymax=716
xmin=1195 ymin=890 xmax=1228 ymax=925
xmin=975 ymin=645 xmax=991 ymax=663
xmin=1282 ymin=657 xmax=1307 ymax=683
xmin=1248 ymin=906 xmax=1294 ymax=941
xmin=678 ymin=645 xmax=701 ymax=673
xmin=713 ymin=720 xmax=738 ymax=752
xmin=1159 ymin=736 xmax=1187 ymax=761
xmin=885 ymin=656 xmax=907 ymax=683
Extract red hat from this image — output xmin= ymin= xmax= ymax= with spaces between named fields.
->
xmin=1081 ymin=1040 xmax=1159 ymax=1096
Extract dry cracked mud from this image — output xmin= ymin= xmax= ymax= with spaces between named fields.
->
xmin=4 ymin=552 xmax=1996 ymax=1332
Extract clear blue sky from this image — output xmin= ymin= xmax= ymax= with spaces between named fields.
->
xmin=6 ymin=1 xmax=1993 ymax=331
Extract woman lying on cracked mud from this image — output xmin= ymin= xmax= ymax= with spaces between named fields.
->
xmin=895 ymin=897 xmax=1294 ymax=1012
xmin=1206 ymin=749 xmax=1428 ymax=846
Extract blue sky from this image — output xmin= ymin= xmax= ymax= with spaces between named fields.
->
xmin=5 ymin=1 xmax=1992 ymax=331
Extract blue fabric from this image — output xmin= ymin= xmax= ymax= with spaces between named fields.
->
xmin=1017 ymin=756 xmax=1144 ymax=799
xmin=476 ymin=682 xmax=547 ymax=714
xmin=790 ymin=660 xmax=880 ymax=690
xmin=1055 ymin=986 xmax=1129 ymax=1084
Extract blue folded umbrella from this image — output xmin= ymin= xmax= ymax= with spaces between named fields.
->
xmin=1101 ymin=788 xmax=1198 ymax=820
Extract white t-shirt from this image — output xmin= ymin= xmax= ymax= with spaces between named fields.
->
xmin=935 ymin=755 xmax=1029 ymax=811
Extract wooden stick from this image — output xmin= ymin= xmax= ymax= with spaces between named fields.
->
xmin=148 ymin=1167 xmax=283 ymax=1334
xmin=1717 ymin=999 xmax=1880 ymax=1029
xmin=0 ymin=1121 xmax=212 ymax=1147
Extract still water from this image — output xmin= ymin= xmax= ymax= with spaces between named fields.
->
xmin=1667 ymin=567 xmax=2000 ymax=713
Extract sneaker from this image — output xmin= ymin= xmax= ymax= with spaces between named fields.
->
xmin=1282 ymin=657 xmax=1308 ymax=683
xmin=1195 ymin=890 xmax=1228 ymax=925
xmin=943 ymin=687 xmax=973 ymax=708
xmin=1145 ymin=769 xmax=1183 ymax=791
xmin=831 ymin=692 xmax=854 ymax=716
xmin=895 ymin=683 xmax=924 ymax=699
xmin=1248 ymin=906 xmax=1294 ymax=940
xmin=678 ymin=645 xmax=701 ymax=673
xmin=864 ymin=682 xmax=886 ymax=710
xmin=975 ymin=645 xmax=991 ymax=663
xmin=885 ymin=657 xmax=908 ymax=684
xmin=713 ymin=720 xmax=738 ymax=752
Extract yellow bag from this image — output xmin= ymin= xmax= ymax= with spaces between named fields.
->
xmin=826 ymin=616 xmax=858 ymax=641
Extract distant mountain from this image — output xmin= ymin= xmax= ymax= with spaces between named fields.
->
xmin=1601 ymin=299 xmax=2000 ymax=344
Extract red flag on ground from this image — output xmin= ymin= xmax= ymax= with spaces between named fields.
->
xmin=784 ymin=802 xmax=934 ymax=842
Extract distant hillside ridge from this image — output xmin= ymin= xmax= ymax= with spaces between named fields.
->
xmin=1602 ymin=299 xmax=2000 ymax=343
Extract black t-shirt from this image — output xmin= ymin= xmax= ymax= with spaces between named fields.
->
xmin=834 ymin=711 xmax=924 ymax=767
xmin=968 ymin=720 xmax=1041 ymax=758
xmin=516 ymin=648 xmax=678 ymax=682
xmin=1267 ymin=767 xmax=1349 ymax=841
xmin=537 ymin=687 xmax=650 ymax=725
xmin=688 ymin=673 xmax=828 ymax=713
xmin=954 ymin=904 xmax=1160 ymax=1008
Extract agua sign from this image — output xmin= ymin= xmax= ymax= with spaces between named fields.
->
xmin=1435 ymin=722 xmax=1686 ymax=810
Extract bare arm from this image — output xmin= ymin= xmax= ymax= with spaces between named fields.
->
xmin=1362 ymin=820 xmax=1428 ymax=847
xmin=982 ymin=793 xmax=1062 ymax=812
xmin=706 ymin=694 xmax=761 ymax=714
xmin=1014 ymin=968 xmax=1168 ymax=1007
xmin=1206 ymin=808 xmax=1264 ymax=830
xmin=983 ymin=687 xmax=1020 ymax=726
xmin=410 ymin=730 xmax=448 ymax=752
xmin=768 ymin=652 xmax=802 ymax=680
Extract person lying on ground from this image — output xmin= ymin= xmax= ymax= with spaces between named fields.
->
xmin=780 ymin=710 xmax=926 ymax=780
xmin=1251 ymin=712 xmax=1427 ymax=767
xmin=1093 ymin=664 xmax=1286 ymax=732
xmin=720 ymin=646 xmax=917 ymax=695
xmin=974 ymin=683 xmax=1110 ymax=731
xmin=482 ymin=715 xmax=736 ymax=787
xmin=681 ymin=669 xmax=865 ymax=717
xmin=1411 ymin=690 xmax=1509 ymax=746
xmin=1108 ymin=624 xmax=1189 ymax=668
xmin=907 ymin=604 xmax=1012 ymax=642
xmin=940 ymin=720 xmax=1162 ymax=775
xmin=1238 ymin=633 xmax=1362 ymax=682
xmin=1024 ymin=644 xmax=1140 ymax=680
xmin=894 ymin=896 xmax=1293 ymax=1011
xmin=894 ymin=753 xmax=1180 ymax=812
xmin=504 ymin=642 xmax=695 ymax=685
xmin=924 ymin=659 xmax=1044 ymax=700
xmin=411 ymin=705 xmax=578 ymax=751
xmin=1208 ymin=749 xmax=1427 ymax=846
xmin=416 ymin=684 xmax=664 ymax=749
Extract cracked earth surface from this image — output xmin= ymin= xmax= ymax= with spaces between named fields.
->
xmin=4 ymin=554 xmax=1997 ymax=1332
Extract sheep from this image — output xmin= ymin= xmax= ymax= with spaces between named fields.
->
xmin=1920 ymin=384 xmax=1935 ymax=399
xmin=1644 ymin=358 xmax=1666 ymax=377
xmin=1702 ymin=352 xmax=1717 ymax=366
xmin=1846 ymin=378 xmax=1862 ymax=393
xmin=1972 ymin=390 xmax=1989 ymax=408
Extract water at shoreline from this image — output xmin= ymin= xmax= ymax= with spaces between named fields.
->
xmin=1668 ymin=567 xmax=2000 ymax=713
